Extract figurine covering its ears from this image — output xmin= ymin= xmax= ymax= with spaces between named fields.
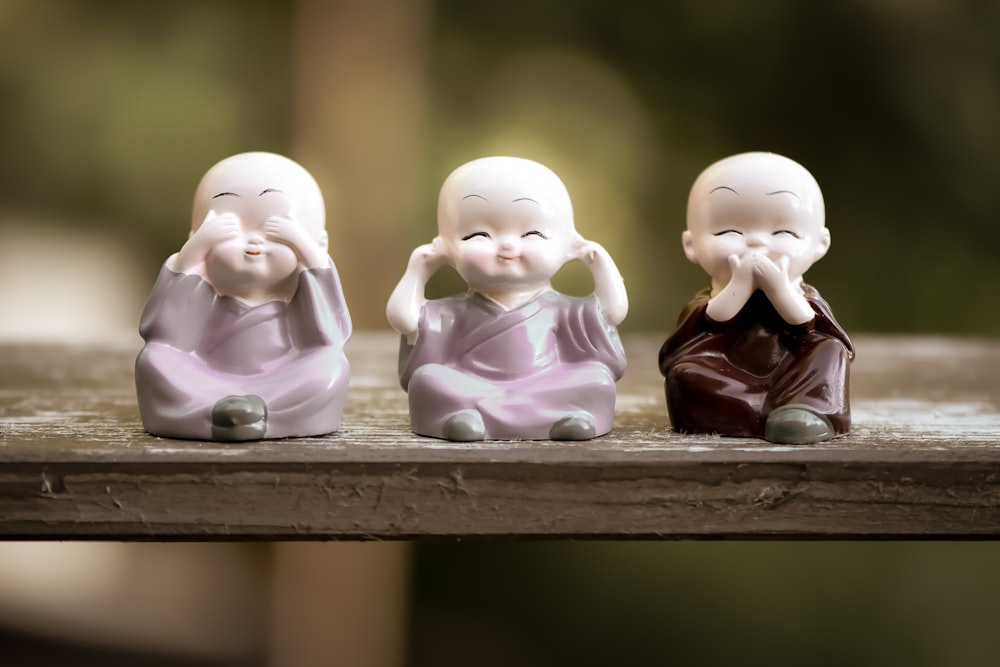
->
xmin=659 ymin=152 xmax=853 ymax=444
xmin=387 ymin=156 xmax=628 ymax=441
xmin=136 ymin=152 xmax=352 ymax=441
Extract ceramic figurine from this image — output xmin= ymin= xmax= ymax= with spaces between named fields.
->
xmin=386 ymin=156 xmax=628 ymax=441
xmin=135 ymin=152 xmax=352 ymax=441
xmin=659 ymin=152 xmax=853 ymax=444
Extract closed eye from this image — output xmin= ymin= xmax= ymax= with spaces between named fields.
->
xmin=713 ymin=229 xmax=742 ymax=236
xmin=461 ymin=231 xmax=491 ymax=241
xmin=522 ymin=230 xmax=548 ymax=239
xmin=773 ymin=230 xmax=801 ymax=238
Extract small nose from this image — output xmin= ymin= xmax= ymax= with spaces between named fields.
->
xmin=498 ymin=236 xmax=518 ymax=251
xmin=746 ymin=232 xmax=767 ymax=247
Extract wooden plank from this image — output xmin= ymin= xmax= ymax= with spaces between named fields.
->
xmin=0 ymin=333 xmax=998 ymax=539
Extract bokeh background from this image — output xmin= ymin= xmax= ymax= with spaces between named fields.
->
xmin=1 ymin=1 xmax=999 ymax=665
xmin=2 ymin=0 xmax=999 ymax=336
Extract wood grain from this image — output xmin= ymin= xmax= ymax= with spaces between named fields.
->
xmin=1 ymin=333 xmax=998 ymax=539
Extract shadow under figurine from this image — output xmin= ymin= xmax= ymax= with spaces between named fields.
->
xmin=659 ymin=152 xmax=853 ymax=444
xmin=135 ymin=152 xmax=352 ymax=441
xmin=386 ymin=156 xmax=628 ymax=441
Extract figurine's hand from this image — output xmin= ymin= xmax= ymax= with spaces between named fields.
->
xmin=726 ymin=253 xmax=756 ymax=290
xmin=727 ymin=253 xmax=742 ymax=275
xmin=174 ymin=211 xmax=240 ymax=272
xmin=264 ymin=214 xmax=326 ymax=268
xmin=751 ymin=254 xmax=792 ymax=296
xmin=569 ymin=233 xmax=628 ymax=326
xmin=706 ymin=254 xmax=755 ymax=322
xmin=745 ymin=254 xmax=813 ymax=325
xmin=263 ymin=214 xmax=305 ymax=248
xmin=570 ymin=233 xmax=602 ymax=265
xmin=194 ymin=210 xmax=241 ymax=245
xmin=389 ymin=238 xmax=450 ymax=341
xmin=408 ymin=237 xmax=451 ymax=275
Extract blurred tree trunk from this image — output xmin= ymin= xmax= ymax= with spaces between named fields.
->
xmin=291 ymin=0 xmax=430 ymax=329
xmin=270 ymin=4 xmax=427 ymax=666
xmin=269 ymin=542 xmax=410 ymax=667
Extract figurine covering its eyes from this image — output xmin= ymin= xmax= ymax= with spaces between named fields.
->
xmin=659 ymin=151 xmax=853 ymax=444
xmin=135 ymin=152 xmax=352 ymax=441
xmin=386 ymin=156 xmax=628 ymax=441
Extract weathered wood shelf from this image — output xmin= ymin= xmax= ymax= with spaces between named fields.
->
xmin=1 ymin=332 xmax=998 ymax=539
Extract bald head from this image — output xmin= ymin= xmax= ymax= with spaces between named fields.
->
xmin=437 ymin=156 xmax=575 ymax=240
xmin=687 ymin=152 xmax=825 ymax=234
xmin=191 ymin=152 xmax=326 ymax=244
xmin=681 ymin=152 xmax=831 ymax=288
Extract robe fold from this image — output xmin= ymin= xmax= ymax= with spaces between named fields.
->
xmin=399 ymin=291 xmax=626 ymax=440
xmin=659 ymin=286 xmax=853 ymax=438
xmin=135 ymin=262 xmax=351 ymax=439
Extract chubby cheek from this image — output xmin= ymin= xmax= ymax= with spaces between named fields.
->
xmin=208 ymin=238 xmax=299 ymax=275
xmin=521 ymin=245 xmax=565 ymax=274
xmin=686 ymin=242 xmax=730 ymax=283
xmin=207 ymin=238 xmax=246 ymax=267
xmin=767 ymin=239 xmax=811 ymax=265
xmin=781 ymin=243 xmax=821 ymax=278
xmin=786 ymin=238 xmax=812 ymax=256
xmin=265 ymin=252 xmax=299 ymax=281
xmin=702 ymin=238 xmax=740 ymax=265
xmin=266 ymin=243 xmax=300 ymax=274
xmin=454 ymin=245 xmax=497 ymax=274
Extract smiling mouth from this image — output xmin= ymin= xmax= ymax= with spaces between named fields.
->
xmin=245 ymin=249 xmax=263 ymax=257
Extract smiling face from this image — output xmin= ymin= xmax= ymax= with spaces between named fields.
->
xmin=191 ymin=152 xmax=326 ymax=296
xmin=683 ymin=152 xmax=829 ymax=287
xmin=437 ymin=157 xmax=576 ymax=293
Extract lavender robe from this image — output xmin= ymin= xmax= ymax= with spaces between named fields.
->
xmin=135 ymin=262 xmax=351 ymax=439
xmin=399 ymin=291 xmax=626 ymax=439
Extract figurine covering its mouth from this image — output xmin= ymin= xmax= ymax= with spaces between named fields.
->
xmin=659 ymin=151 xmax=853 ymax=445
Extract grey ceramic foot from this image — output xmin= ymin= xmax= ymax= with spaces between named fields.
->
xmin=211 ymin=394 xmax=267 ymax=441
xmin=442 ymin=410 xmax=485 ymax=442
xmin=549 ymin=415 xmax=597 ymax=441
xmin=764 ymin=404 xmax=834 ymax=444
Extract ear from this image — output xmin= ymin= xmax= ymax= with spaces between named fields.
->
xmin=566 ymin=231 xmax=585 ymax=261
xmin=431 ymin=234 xmax=448 ymax=255
xmin=813 ymin=227 xmax=831 ymax=262
xmin=318 ymin=230 xmax=329 ymax=254
xmin=681 ymin=230 xmax=698 ymax=264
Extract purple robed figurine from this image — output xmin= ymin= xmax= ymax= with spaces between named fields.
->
xmin=135 ymin=152 xmax=351 ymax=441
xmin=387 ymin=156 xmax=628 ymax=441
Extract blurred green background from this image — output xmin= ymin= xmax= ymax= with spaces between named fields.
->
xmin=1 ymin=0 xmax=998 ymax=335
xmin=1 ymin=1 xmax=999 ymax=666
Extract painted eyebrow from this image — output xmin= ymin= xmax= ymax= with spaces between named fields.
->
xmin=463 ymin=194 xmax=488 ymax=201
xmin=512 ymin=197 xmax=539 ymax=205
xmin=766 ymin=190 xmax=802 ymax=201
xmin=259 ymin=188 xmax=286 ymax=196
xmin=212 ymin=192 xmax=241 ymax=199
xmin=709 ymin=186 xmax=739 ymax=195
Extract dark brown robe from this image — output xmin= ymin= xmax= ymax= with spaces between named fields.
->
xmin=658 ymin=285 xmax=853 ymax=438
